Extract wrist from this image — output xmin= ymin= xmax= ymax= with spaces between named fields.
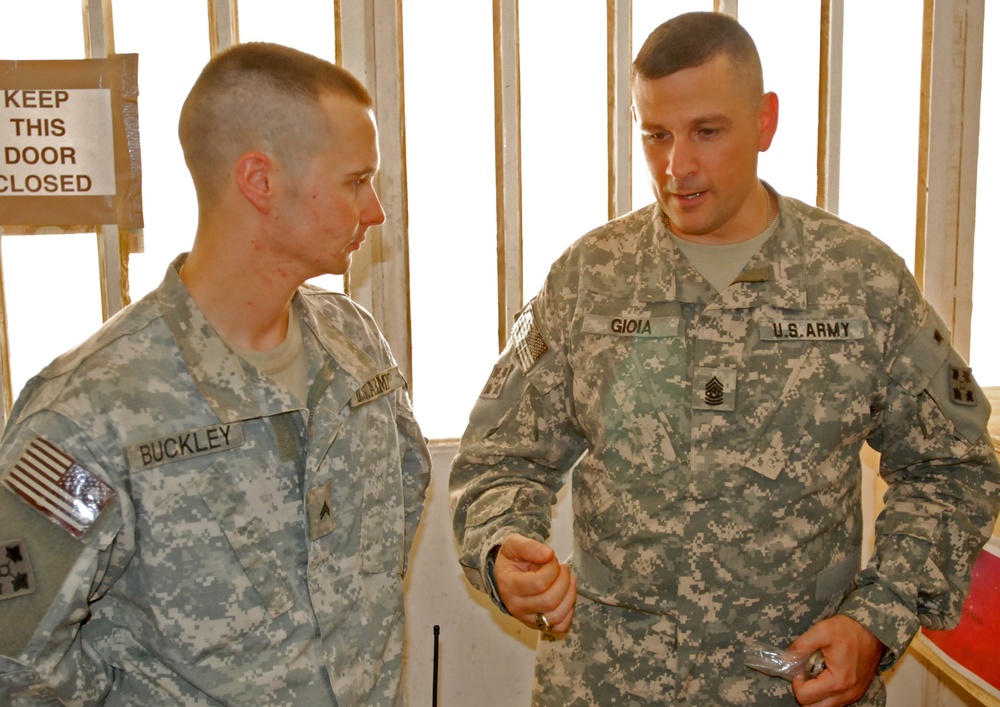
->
xmin=485 ymin=544 xmax=511 ymax=615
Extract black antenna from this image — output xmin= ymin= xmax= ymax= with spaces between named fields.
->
xmin=432 ymin=625 xmax=440 ymax=707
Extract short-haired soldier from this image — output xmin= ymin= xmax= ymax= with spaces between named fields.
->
xmin=0 ymin=43 xmax=430 ymax=705
xmin=450 ymin=12 xmax=1000 ymax=706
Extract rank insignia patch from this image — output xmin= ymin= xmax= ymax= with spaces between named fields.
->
xmin=2 ymin=437 xmax=115 ymax=539
xmin=510 ymin=302 xmax=548 ymax=373
xmin=307 ymin=482 xmax=336 ymax=541
xmin=950 ymin=365 xmax=977 ymax=406
xmin=480 ymin=364 xmax=513 ymax=399
xmin=692 ymin=367 xmax=737 ymax=411
xmin=705 ymin=376 xmax=725 ymax=406
xmin=0 ymin=540 xmax=35 ymax=601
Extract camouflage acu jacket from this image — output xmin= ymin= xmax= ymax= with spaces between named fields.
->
xmin=0 ymin=255 xmax=430 ymax=706
xmin=451 ymin=195 xmax=1000 ymax=705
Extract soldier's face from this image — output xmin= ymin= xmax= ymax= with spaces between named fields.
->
xmin=632 ymin=54 xmax=777 ymax=242
xmin=276 ymin=94 xmax=385 ymax=277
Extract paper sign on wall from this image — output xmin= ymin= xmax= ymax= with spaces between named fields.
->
xmin=0 ymin=54 xmax=142 ymax=228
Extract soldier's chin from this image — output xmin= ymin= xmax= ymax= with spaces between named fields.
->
xmin=327 ymin=255 xmax=351 ymax=277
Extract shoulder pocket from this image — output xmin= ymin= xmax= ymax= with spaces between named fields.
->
xmin=889 ymin=307 xmax=950 ymax=396
xmin=889 ymin=308 xmax=991 ymax=443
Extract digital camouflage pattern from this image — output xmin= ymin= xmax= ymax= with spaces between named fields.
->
xmin=451 ymin=194 xmax=1000 ymax=705
xmin=0 ymin=254 xmax=431 ymax=706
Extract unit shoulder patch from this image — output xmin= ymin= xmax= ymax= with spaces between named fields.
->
xmin=480 ymin=363 xmax=514 ymax=399
xmin=0 ymin=539 xmax=35 ymax=601
xmin=949 ymin=365 xmax=977 ymax=407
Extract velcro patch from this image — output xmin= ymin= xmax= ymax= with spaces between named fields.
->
xmin=480 ymin=363 xmax=514 ymax=399
xmin=949 ymin=365 xmax=977 ymax=406
xmin=307 ymin=482 xmax=336 ymax=541
xmin=510 ymin=303 xmax=548 ymax=373
xmin=732 ymin=266 xmax=772 ymax=284
xmin=759 ymin=319 xmax=866 ymax=341
xmin=692 ymin=367 xmax=737 ymax=411
xmin=583 ymin=315 xmax=680 ymax=338
xmin=2 ymin=438 xmax=115 ymax=539
xmin=350 ymin=366 xmax=405 ymax=407
xmin=0 ymin=539 xmax=35 ymax=601
xmin=127 ymin=422 xmax=245 ymax=471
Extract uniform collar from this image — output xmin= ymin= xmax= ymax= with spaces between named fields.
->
xmin=155 ymin=255 xmax=380 ymax=423
xmin=292 ymin=289 xmax=380 ymax=388
xmin=155 ymin=254 xmax=292 ymax=422
xmin=714 ymin=191 xmax=809 ymax=312
xmin=627 ymin=192 xmax=808 ymax=311
xmin=292 ymin=288 xmax=386 ymax=415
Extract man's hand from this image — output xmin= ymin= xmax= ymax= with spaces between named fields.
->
xmin=788 ymin=615 xmax=884 ymax=706
xmin=495 ymin=533 xmax=577 ymax=633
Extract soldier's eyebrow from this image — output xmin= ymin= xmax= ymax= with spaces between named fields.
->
xmin=691 ymin=114 xmax=733 ymax=128
xmin=638 ymin=114 xmax=734 ymax=132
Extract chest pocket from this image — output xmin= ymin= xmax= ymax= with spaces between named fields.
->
xmin=742 ymin=311 xmax=876 ymax=480
xmin=197 ymin=460 xmax=296 ymax=617
xmin=131 ymin=456 xmax=295 ymax=664
xmin=574 ymin=295 xmax=685 ymax=473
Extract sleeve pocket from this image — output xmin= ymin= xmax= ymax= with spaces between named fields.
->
xmin=888 ymin=308 xmax=951 ymax=396
xmin=359 ymin=411 xmax=404 ymax=575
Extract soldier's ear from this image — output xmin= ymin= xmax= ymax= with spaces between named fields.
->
xmin=234 ymin=151 xmax=275 ymax=214
xmin=758 ymin=92 xmax=779 ymax=153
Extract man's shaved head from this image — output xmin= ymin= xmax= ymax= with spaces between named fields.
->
xmin=632 ymin=11 xmax=764 ymax=100
xmin=179 ymin=42 xmax=372 ymax=206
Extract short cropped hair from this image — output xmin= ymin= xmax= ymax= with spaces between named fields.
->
xmin=632 ymin=11 xmax=763 ymax=94
xmin=179 ymin=42 xmax=372 ymax=205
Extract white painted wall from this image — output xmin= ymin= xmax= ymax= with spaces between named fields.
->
xmin=402 ymin=442 xmax=572 ymax=706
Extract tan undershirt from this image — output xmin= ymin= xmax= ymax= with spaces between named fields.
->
xmin=228 ymin=313 xmax=309 ymax=405
xmin=670 ymin=218 xmax=779 ymax=293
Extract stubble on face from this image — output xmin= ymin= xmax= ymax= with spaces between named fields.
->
xmin=633 ymin=54 xmax=771 ymax=244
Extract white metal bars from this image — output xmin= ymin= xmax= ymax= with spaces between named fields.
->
xmin=916 ymin=0 xmax=985 ymax=360
xmin=337 ymin=0 xmax=413 ymax=387
xmin=493 ymin=0 xmax=522 ymax=350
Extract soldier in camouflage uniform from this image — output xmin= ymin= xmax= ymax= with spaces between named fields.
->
xmin=450 ymin=12 xmax=1000 ymax=706
xmin=0 ymin=43 xmax=430 ymax=705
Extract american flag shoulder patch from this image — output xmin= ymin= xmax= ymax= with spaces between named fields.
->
xmin=510 ymin=302 xmax=549 ymax=373
xmin=2 ymin=437 xmax=115 ymax=539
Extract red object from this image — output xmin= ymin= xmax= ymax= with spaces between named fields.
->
xmin=921 ymin=536 xmax=1000 ymax=696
